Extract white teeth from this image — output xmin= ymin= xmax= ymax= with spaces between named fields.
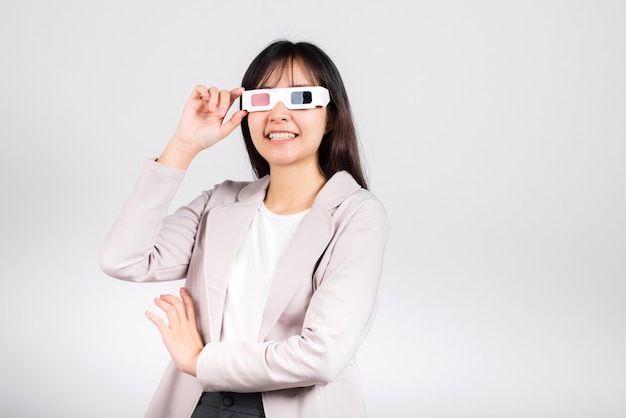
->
xmin=268 ymin=132 xmax=296 ymax=140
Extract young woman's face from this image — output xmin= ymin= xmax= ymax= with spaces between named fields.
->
xmin=246 ymin=61 xmax=327 ymax=174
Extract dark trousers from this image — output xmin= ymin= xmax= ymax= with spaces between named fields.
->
xmin=191 ymin=392 xmax=265 ymax=418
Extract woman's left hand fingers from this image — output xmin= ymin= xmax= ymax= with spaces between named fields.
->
xmin=154 ymin=294 xmax=183 ymax=327
xmin=180 ymin=287 xmax=197 ymax=324
xmin=145 ymin=289 xmax=204 ymax=377
xmin=145 ymin=309 xmax=169 ymax=333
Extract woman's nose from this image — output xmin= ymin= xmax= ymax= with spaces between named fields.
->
xmin=268 ymin=101 xmax=290 ymax=121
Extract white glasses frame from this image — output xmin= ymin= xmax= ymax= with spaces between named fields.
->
xmin=241 ymin=86 xmax=330 ymax=112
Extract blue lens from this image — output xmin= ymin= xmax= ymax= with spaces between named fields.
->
xmin=290 ymin=91 xmax=313 ymax=105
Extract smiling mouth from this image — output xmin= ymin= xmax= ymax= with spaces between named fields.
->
xmin=267 ymin=132 xmax=297 ymax=141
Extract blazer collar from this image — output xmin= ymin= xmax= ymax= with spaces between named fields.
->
xmin=236 ymin=175 xmax=270 ymax=203
xmin=312 ymin=170 xmax=362 ymax=210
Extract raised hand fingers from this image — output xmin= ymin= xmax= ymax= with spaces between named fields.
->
xmin=192 ymin=85 xmax=218 ymax=113
xmin=171 ymin=85 xmax=247 ymax=153
xmin=216 ymin=89 xmax=233 ymax=117
xmin=194 ymin=86 xmax=241 ymax=115
xmin=229 ymin=86 xmax=245 ymax=100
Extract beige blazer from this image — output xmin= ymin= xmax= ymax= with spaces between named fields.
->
xmin=100 ymin=159 xmax=389 ymax=418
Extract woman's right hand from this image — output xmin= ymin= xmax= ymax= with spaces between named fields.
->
xmin=158 ymin=85 xmax=248 ymax=168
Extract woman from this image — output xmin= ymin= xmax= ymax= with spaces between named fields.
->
xmin=100 ymin=39 xmax=388 ymax=418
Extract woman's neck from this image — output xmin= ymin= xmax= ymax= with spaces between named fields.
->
xmin=264 ymin=165 xmax=327 ymax=215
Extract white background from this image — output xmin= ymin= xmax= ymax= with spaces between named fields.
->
xmin=1 ymin=1 xmax=625 ymax=417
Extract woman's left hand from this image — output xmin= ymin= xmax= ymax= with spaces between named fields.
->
xmin=145 ymin=287 xmax=204 ymax=377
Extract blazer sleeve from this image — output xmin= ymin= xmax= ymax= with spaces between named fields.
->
xmin=99 ymin=159 xmax=211 ymax=282
xmin=195 ymin=194 xmax=389 ymax=392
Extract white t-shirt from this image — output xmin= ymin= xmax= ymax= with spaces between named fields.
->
xmin=221 ymin=203 xmax=309 ymax=342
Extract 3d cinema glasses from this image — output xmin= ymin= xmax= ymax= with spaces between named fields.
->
xmin=241 ymin=86 xmax=330 ymax=112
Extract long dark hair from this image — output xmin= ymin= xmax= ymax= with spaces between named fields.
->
xmin=240 ymin=40 xmax=368 ymax=189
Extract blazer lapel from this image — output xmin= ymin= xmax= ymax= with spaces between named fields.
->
xmin=258 ymin=205 xmax=332 ymax=340
xmin=258 ymin=171 xmax=361 ymax=341
xmin=201 ymin=177 xmax=269 ymax=342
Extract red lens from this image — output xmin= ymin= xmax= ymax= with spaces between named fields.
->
xmin=251 ymin=93 xmax=270 ymax=107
